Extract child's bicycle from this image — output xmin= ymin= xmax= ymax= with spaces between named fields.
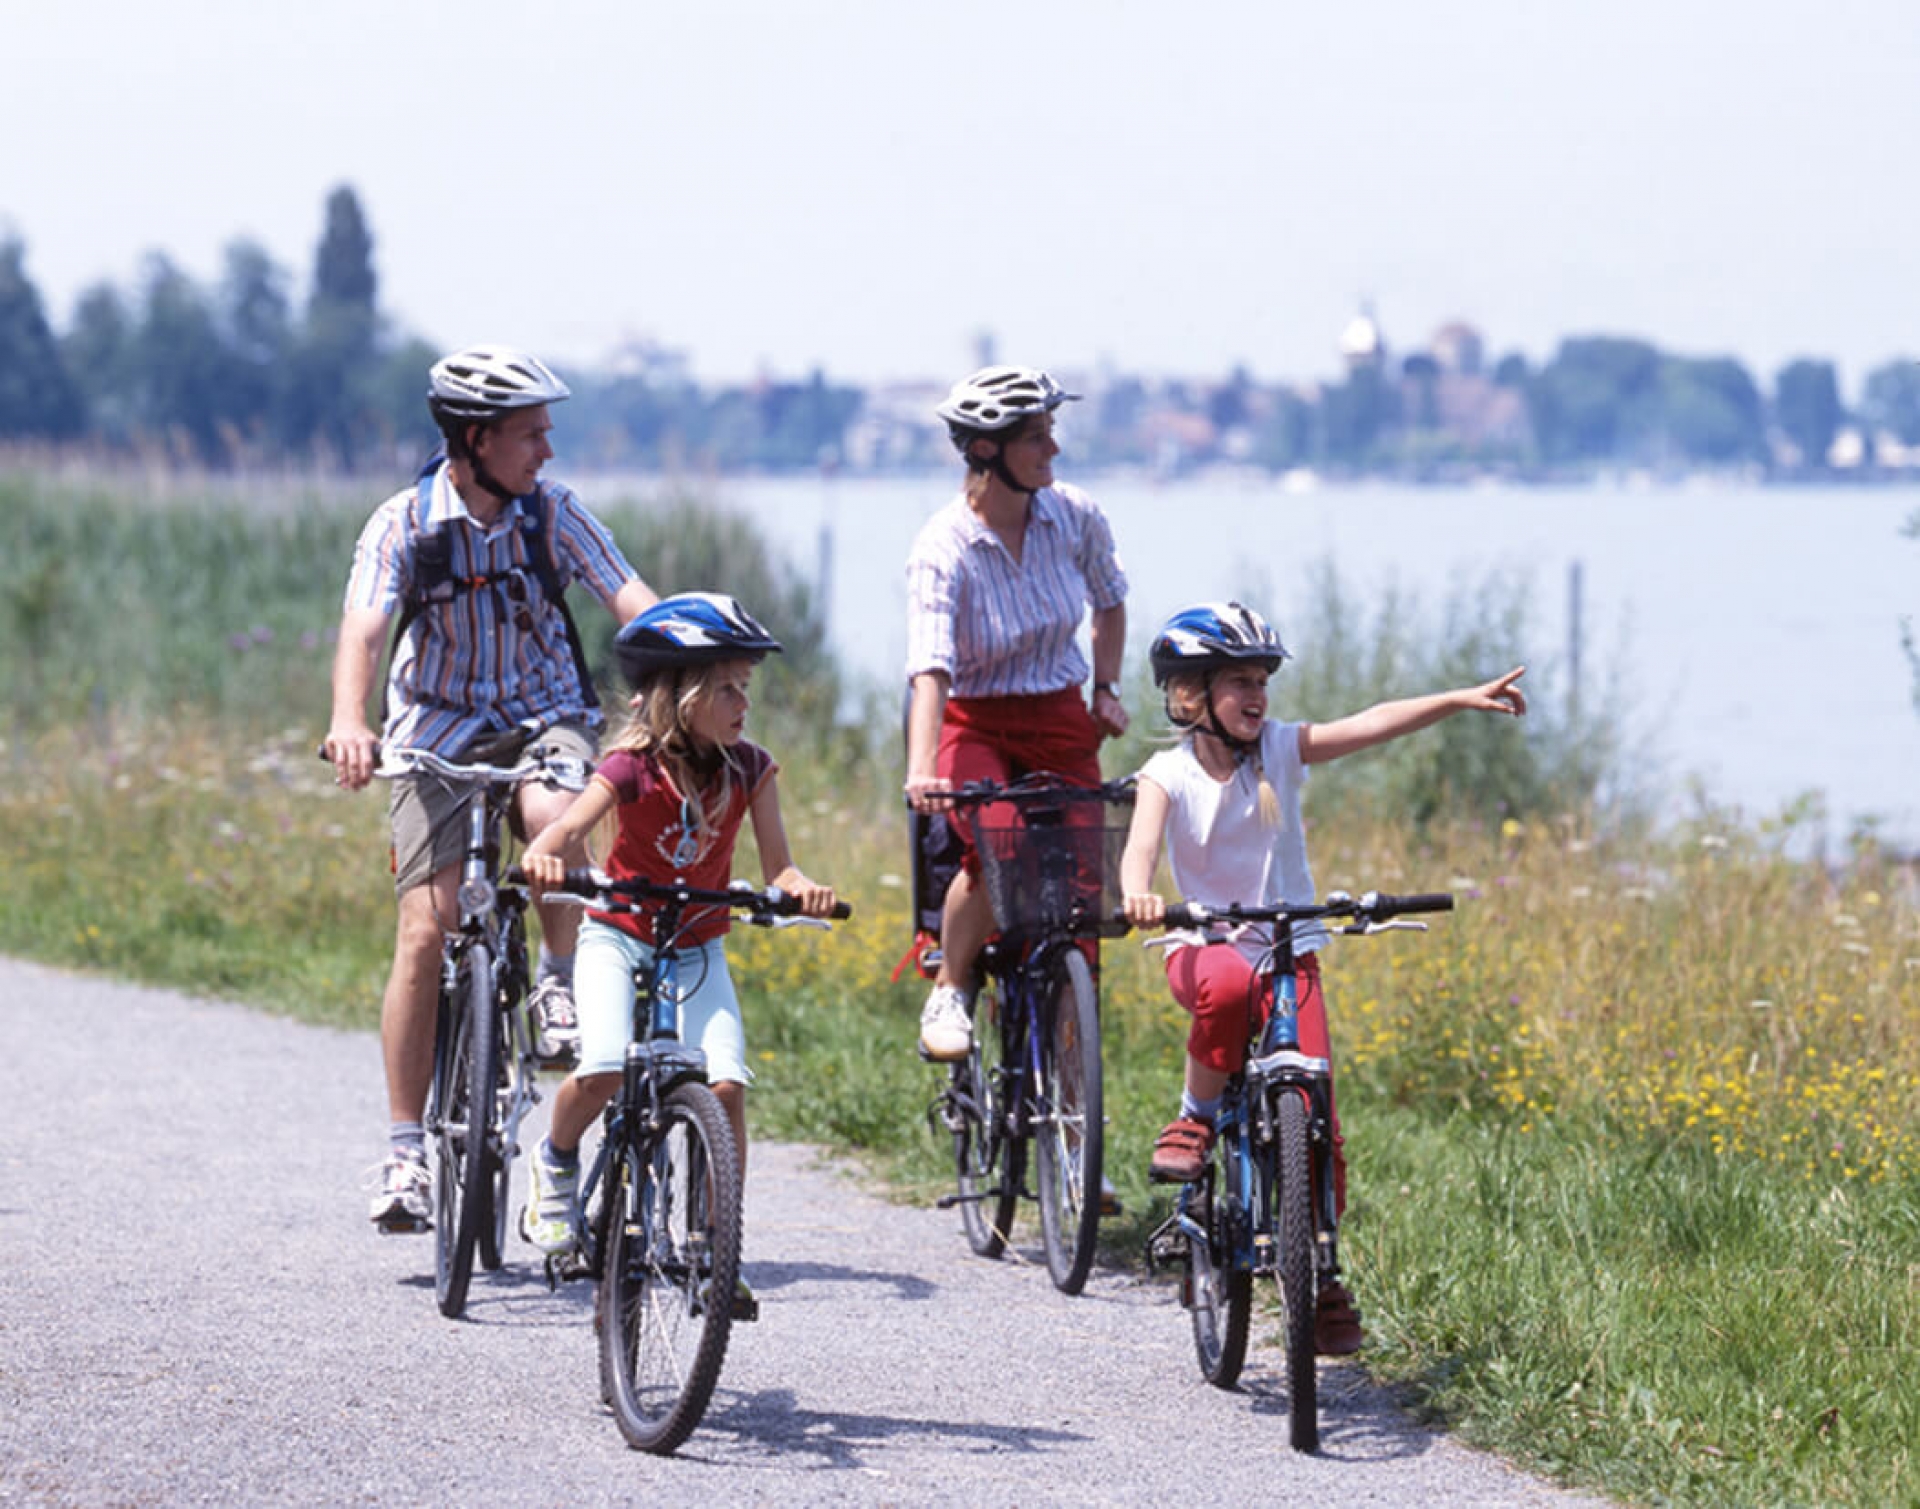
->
xmin=1139 ymin=887 xmax=1453 ymax=1452
xmin=917 ymin=774 xmax=1135 ymax=1295
xmin=335 ymin=724 xmax=587 ymax=1318
xmin=528 ymin=867 xmax=852 ymax=1455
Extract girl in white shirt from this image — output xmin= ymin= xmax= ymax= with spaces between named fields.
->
xmin=1119 ymin=601 xmax=1525 ymax=1352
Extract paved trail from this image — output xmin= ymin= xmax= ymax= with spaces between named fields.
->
xmin=0 ymin=959 xmax=1609 ymax=1506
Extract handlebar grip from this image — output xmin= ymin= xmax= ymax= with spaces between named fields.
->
xmin=1371 ymin=891 xmax=1454 ymax=917
xmin=1161 ymin=903 xmax=1211 ymax=928
xmin=830 ymin=900 xmax=854 ymax=920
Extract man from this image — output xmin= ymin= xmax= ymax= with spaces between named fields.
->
xmin=325 ymin=345 xmax=657 ymax=1232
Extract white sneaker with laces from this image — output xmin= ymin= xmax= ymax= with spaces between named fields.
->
xmin=520 ymin=1142 xmax=580 ymax=1254
xmin=528 ymin=975 xmax=579 ymax=1065
xmin=918 ymin=983 xmax=974 ymax=1062
xmin=368 ymin=1149 xmax=431 ymax=1232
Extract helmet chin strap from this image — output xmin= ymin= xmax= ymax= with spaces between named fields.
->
xmin=972 ymin=436 xmax=1036 ymax=497
xmin=460 ymin=419 xmax=519 ymax=503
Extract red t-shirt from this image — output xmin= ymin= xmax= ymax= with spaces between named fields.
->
xmin=590 ymin=742 xmax=777 ymax=946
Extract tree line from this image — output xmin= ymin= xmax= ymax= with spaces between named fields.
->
xmin=2 ymin=183 xmax=1915 ymax=480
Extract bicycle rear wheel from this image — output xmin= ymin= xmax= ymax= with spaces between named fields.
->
xmin=597 ymin=1081 xmax=742 ymax=1455
xmin=433 ymin=941 xmax=498 ymax=1319
xmin=1190 ymin=1129 xmax=1252 ymax=1387
xmin=1275 ymin=1088 xmax=1318 ymax=1451
xmin=955 ymin=992 xmax=1021 ymax=1258
xmin=1035 ymin=948 xmax=1102 ymax=1294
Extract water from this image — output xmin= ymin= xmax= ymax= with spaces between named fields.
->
xmin=597 ymin=470 xmax=1920 ymax=850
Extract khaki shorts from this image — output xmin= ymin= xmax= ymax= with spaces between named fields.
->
xmin=389 ymin=722 xmax=597 ymax=894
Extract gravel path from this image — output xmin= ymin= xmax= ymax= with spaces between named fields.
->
xmin=0 ymin=958 xmax=1610 ymax=1506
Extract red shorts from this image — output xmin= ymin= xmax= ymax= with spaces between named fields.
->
xmin=938 ymin=687 xmax=1102 ymax=875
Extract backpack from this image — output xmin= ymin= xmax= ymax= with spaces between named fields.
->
xmin=381 ymin=454 xmax=600 ymax=720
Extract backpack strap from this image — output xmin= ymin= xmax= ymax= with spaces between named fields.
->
xmin=377 ymin=458 xmax=601 ymax=727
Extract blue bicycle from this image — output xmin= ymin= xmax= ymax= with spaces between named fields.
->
xmin=1141 ymin=887 xmax=1452 ymax=1452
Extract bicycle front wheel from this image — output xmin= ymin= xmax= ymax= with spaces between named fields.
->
xmin=1035 ymin=947 xmax=1103 ymax=1295
xmin=597 ymin=1081 xmax=743 ymax=1455
xmin=1190 ymin=1129 xmax=1251 ymax=1388
xmin=953 ymin=990 xmax=1021 ymax=1257
xmin=433 ymin=941 xmax=499 ymax=1318
xmin=1275 ymin=1088 xmax=1318 ymax=1452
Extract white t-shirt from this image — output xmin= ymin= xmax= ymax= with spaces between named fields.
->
xmin=1136 ymin=719 xmax=1328 ymax=958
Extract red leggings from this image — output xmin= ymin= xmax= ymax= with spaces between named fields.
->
xmin=1165 ymin=945 xmax=1346 ymax=1216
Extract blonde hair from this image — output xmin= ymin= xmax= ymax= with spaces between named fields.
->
xmin=605 ymin=657 xmax=754 ymax=839
xmin=1163 ymin=671 xmax=1281 ymax=829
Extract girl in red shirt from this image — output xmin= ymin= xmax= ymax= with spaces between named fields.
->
xmin=519 ymin=594 xmax=837 ymax=1279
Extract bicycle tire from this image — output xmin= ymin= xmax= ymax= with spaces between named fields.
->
xmin=1190 ymin=1126 xmax=1252 ymax=1387
xmin=480 ymin=935 xmax=528 ymax=1272
xmin=1034 ymin=947 xmax=1102 ymax=1294
xmin=433 ymin=942 xmax=498 ymax=1319
xmin=1275 ymin=1088 xmax=1319 ymax=1451
xmin=597 ymin=1081 xmax=742 ymax=1455
xmin=955 ymin=992 xmax=1021 ymax=1258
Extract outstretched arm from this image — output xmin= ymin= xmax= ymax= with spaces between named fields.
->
xmin=1299 ymin=665 xmax=1527 ymax=766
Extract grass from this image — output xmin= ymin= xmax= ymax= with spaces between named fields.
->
xmin=7 ymin=714 xmax=1920 ymax=1505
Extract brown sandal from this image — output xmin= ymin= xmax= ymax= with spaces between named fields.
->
xmin=1315 ymin=1278 xmax=1364 ymax=1355
xmin=1149 ymin=1116 xmax=1215 ymax=1184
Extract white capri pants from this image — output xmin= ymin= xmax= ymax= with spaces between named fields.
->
xmin=571 ymin=915 xmax=752 ymax=1087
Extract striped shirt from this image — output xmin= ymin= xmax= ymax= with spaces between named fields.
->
xmin=904 ymin=481 xmax=1128 ymax=699
xmin=343 ymin=462 xmax=639 ymax=754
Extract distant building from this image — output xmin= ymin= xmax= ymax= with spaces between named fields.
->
xmin=1340 ymin=307 xmax=1386 ymax=373
xmin=1431 ymin=321 xmax=1485 ymax=376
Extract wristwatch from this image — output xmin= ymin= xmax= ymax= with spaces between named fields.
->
xmin=1094 ymin=681 xmax=1121 ymax=699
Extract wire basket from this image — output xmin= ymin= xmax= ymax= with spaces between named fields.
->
xmin=969 ymin=818 xmax=1132 ymax=935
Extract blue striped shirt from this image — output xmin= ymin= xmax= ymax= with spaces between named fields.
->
xmin=904 ymin=481 xmax=1128 ymax=698
xmin=343 ymin=462 xmax=639 ymax=754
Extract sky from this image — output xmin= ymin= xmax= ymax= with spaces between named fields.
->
xmin=5 ymin=0 xmax=1916 ymax=395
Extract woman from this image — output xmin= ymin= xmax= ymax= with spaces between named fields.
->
xmin=904 ymin=365 xmax=1130 ymax=1062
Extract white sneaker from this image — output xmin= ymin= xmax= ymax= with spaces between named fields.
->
xmin=528 ymin=975 xmax=579 ymax=1066
xmin=519 ymin=1142 xmax=579 ymax=1254
xmin=918 ymin=983 xmax=974 ymax=1062
xmin=368 ymin=1149 xmax=431 ymax=1233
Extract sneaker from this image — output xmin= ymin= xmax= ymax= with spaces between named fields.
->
xmin=1315 ymin=1278 xmax=1365 ymax=1355
xmin=1148 ymin=1116 xmax=1215 ymax=1184
xmin=368 ymin=1149 xmax=431 ymax=1233
xmin=528 ymin=975 xmax=580 ymax=1067
xmin=519 ymin=1142 xmax=580 ymax=1254
xmin=918 ymin=983 xmax=973 ymax=1062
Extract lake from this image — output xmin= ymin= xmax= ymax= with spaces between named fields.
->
xmin=594 ymin=470 xmax=1920 ymax=852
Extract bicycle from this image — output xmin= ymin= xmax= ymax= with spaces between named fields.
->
xmin=529 ymin=867 xmax=852 ymax=1455
xmin=917 ymin=774 xmax=1135 ymax=1295
xmin=341 ymin=723 xmax=588 ymax=1318
xmin=1139 ymin=887 xmax=1453 ymax=1452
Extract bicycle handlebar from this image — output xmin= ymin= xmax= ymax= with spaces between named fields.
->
xmin=317 ymin=740 xmax=589 ymax=789
xmin=507 ymin=866 xmax=853 ymax=923
xmin=907 ymin=774 xmax=1136 ymax=811
xmin=1145 ymin=889 xmax=1454 ymax=933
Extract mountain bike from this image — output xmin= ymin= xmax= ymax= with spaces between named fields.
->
xmin=921 ymin=774 xmax=1134 ymax=1295
xmin=357 ymin=726 xmax=587 ymax=1318
xmin=1140 ymin=887 xmax=1452 ymax=1452
xmin=531 ymin=867 xmax=852 ymax=1455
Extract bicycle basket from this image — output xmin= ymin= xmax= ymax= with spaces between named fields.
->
xmin=969 ymin=816 xmax=1131 ymax=934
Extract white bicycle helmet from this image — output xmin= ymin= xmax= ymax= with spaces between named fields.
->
xmin=428 ymin=346 xmax=572 ymax=422
xmin=934 ymin=365 xmax=1080 ymax=434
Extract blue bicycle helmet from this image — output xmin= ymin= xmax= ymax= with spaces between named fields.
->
xmin=614 ymin=592 xmax=783 ymax=686
xmin=1149 ymin=601 xmax=1289 ymax=687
